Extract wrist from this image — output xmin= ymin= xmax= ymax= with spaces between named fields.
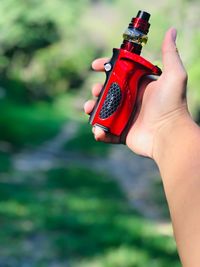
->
xmin=151 ymin=107 xmax=200 ymax=267
xmin=152 ymin=107 xmax=193 ymax=167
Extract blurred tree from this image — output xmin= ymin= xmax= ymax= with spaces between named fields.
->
xmin=0 ymin=0 xmax=96 ymax=101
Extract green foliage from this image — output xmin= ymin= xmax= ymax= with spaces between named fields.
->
xmin=151 ymin=179 xmax=170 ymax=219
xmin=0 ymin=166 xmax=180 ymax=266
xmin=0 ymin=0 xmax=96 ymax=100
xmin=0 ymin=151 xmax=11 ymax=172
xmin=0 ymin=0 xmax=200 ymax=111
xmin=0 ymin=1 xmax=199 ymax=266
xmin=0 ymin=101 xmax=65 ymax=148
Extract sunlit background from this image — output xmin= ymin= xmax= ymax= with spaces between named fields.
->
xmin=0 ymin=0 xmax=199 ymax=266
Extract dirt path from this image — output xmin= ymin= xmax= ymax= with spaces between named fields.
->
xmin=12 ymin=121 xmax=168 ymax=222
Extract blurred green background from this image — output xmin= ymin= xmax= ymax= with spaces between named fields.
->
xmin=0 ymin=0 xmax=199 ymax=266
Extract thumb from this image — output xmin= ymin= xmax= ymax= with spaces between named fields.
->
xmin=162 ymin=28 xmax=186 ymax=77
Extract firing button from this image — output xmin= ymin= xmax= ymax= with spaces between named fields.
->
xmin=104 ymin=63 xmax=112 ymax=72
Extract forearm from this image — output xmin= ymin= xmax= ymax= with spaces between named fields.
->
xmin=153 ymin=113 xmax=200 ymax=267
xmin=87 ymin=27 xmax=199 ymax=266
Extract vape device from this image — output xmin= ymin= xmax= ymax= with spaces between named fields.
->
xmin=89 ymin=10 xmax=161 ymax=137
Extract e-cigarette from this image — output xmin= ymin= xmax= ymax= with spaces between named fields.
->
xmin=89 ymin=10 xmax=161 ymax=137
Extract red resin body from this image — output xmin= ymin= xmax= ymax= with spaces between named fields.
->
xmin=89 ymin=48 xmax=161 ymax=136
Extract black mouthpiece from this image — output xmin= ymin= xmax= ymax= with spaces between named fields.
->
xmin=136 ymin=10 xmax=150 ymax=22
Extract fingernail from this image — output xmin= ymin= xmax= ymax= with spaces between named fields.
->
xmin=171 ymin=28 xmax=177 ymax=42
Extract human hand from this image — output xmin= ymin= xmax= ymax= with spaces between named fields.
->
xmin=84 ymin=28 xmax=189 ymax=158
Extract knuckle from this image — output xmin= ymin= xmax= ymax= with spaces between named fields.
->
xmin=175 ymin=71 xmax=188 ymax=86
xmin=168 ymin=70 xmax=188 ymax=85
xmin=180 ymin=71 xmax=188 ymax=84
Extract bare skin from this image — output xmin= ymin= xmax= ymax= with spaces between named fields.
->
xmin=85 ymin=28 xmax=188 ymax=157
xmin=84 ymin=28 xmax=200 ymax=267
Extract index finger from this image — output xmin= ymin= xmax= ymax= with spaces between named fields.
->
xmin=92 ymin=58 xmax=110 ymax=71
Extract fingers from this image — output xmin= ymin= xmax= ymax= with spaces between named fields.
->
xmin=162 ymin=28 xmax=187 ymax=83
xmin=93 ymin=126 xmax=120 ymax=144
xmin=84 ymin=83 xmax=103 ymax=114
xmin=84 ymin=98 xmax=120 ymax=143
xmin=92 ymin=83 xmax=103 ymax=97
xmin=162 ymin=27 xmax=178 ymax=71
xmin=92 ymin=58 xmax=110 ymax=71
xmin=93 ymin=126 xmax=106 ymax=141
xmin=85 ymin=104 xmax=120 ymax=143
xmin=84 ymin=100 xmax=95 ymax=114
xmin=85 ymin=57 xmax=120 ymax=144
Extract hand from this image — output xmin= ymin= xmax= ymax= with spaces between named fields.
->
xmin=84 ymin=28 xmax=189 ymax=158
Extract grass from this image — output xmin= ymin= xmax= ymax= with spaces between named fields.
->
xmin=151 ymin=179 xmax=170 ymax=219
xmin=0 ymin=93 xmax=180 ymax=266
xmin=0 ymin=165 xmax=181 ymax=266
xmin=0 ymin=100 xmax=66 ymax=149
xmin=0 ymin=151 xmax=11 ymax=172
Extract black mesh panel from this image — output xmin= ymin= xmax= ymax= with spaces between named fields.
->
xmin=100 ymin=83 xmax=122 ymax=119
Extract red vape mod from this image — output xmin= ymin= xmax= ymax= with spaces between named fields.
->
xmin=89 ymin=10 xmax=161 ymax=137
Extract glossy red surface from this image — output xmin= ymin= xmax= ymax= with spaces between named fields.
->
xmin=89 ymin=48 xmax=161 ymax=136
